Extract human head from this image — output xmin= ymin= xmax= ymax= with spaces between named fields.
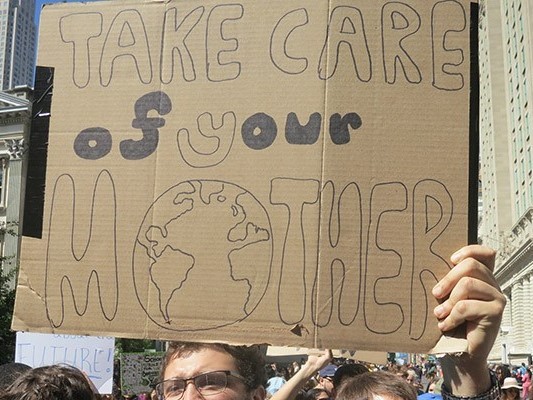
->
xmin=332 ymin=363 xmax=369 ymax=389
xmin=5 ymin=364 xmax=96 ymax=400
xmin=405 ymin=370 xmax=417 ymax=383
xmin=307 ymin=387 xmax=331 ymax=400
xmin=336 ymin=371 xmax=417 ymax=400
xmin=495 ymin=365 xmax=510 ymax=386
xmin=0 ymin=363 xmax=31 ymax=390
xmin=502 ymin=377 xmax=521 ymax=400
xmin=318 ymin=364 xmax=337 ymax=395
xmin=159 ymin=341 xmax=266 ymax=400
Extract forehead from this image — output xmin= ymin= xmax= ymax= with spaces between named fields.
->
xmin=164 ymin=348 xmax=238 ymax=379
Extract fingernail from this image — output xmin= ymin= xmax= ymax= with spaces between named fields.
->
xmin=438 ymin=320 xmax=446 ymax=330
xmin=451 ymin=250 xmax=463 ymax=263
xmin=432 ymin=285 xmax=442 ymax=297
xmin=434 ymin=305 xmax=444 ymax=317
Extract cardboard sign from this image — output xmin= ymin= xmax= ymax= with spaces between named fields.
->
xmin=13 ymin=0 xmax=474 ymax=353
xmin=15 ymin=332 xmax=115 ymax=393
xmin=120 ymin=352 xmax=164 ymax=396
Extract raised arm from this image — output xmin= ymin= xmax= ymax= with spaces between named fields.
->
xmin=270 ymin=349 xmax=332 ymax=400
xmin=432 ymin=245 xmax=506 ymax=398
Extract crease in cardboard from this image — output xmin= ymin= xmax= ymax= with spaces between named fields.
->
xmin=139 ymin=0 xmax=165 ymax=339
xmin=311 ymin=0 xmax=333 ymax=350
xmin=19 ymin=277 xmax=47 ymax=308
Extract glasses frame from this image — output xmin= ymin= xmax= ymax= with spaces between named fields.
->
xmin=155 ymin=370 xmax=246 ymax=400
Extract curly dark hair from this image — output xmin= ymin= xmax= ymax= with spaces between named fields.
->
xmin=160 ymin=342 xmax=266 ymax=390
xmin=0 ymin=363 xmax=31 ymax=390
xmin=5 ymin=364 xmax=96 ymax=400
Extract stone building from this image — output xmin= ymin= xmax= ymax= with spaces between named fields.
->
xmin=478 ymin=0 xmax=533 ymax=365
xmin=0 ymin=86 xmax=31 ymax=282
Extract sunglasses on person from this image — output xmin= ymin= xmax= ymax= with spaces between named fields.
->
xmin=155 ymin=370 xmax=246 ymax=400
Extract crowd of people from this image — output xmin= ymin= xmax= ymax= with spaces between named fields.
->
xmin=0 ymin=245 xmax=507 ymax=400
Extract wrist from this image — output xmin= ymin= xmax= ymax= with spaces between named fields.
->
xmin=440 ymin=354 xmax=491 ymax=396
xmin=442 ymin=369 xmax=500 ymax=400
xmin=299 ymin=363 xmax=321 ymax=381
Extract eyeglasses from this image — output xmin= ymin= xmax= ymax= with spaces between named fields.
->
xmin=155 ymin=370 xmax=246 ymax=400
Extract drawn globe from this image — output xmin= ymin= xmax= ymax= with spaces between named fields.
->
xmin=132 ymin=180 xmax=273 ymax=331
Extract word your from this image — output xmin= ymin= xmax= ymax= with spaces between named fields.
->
xmin=59 ymin=1 xmax=466 ymax=89
xmin=73 ymin=91 xmax=362 ymax=161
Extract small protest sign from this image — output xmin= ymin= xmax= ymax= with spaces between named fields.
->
xmin=15 ymin=332 xmax=115 ymax=393
xmin=120 ymin=352 xmax=164 ymax=396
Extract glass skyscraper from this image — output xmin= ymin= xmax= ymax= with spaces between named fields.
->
xmin=0 ymin=0 xmax=36 ymax=90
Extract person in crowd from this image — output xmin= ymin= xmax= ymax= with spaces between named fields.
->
xmin=306 ymin=387 xmax=330 ymax=400
xmin=501 ymin=377 xmax=521 ymax=400
xmin=427 ymin=382 xmax=437 ymax=394
xmin=331 ymin=363 xmax=369 ymax=391
xmin=154 ymin=245 xmax=504 ymax=400
xmin=405 ymin=370 xmax=424 ymax=395
xmin=0 ymin=363 xmax=31 ymax=393
xmin=315 ymin=365 xmax=337 ymax=398
xmin=292 ymin=362 xmax=301 ymax=375
xmin=336 ymin=371 xmax=417 ymax=400
xmin=522 ymin=370 xmax=532 ymax=400
xmin=269 ymin=351 xmax=332 ymax=400
xmin=267 ymin=370 xmax=288 ymax=396
xmin=418 ymin=391 xmax=443 ymax=400
xmin=4 ymin=364 xmax=97 ymax=400
xmin=156 ymin=341 xmax=266 ymax=400
xmin=496 ymin=366 xmax=512 ymax=387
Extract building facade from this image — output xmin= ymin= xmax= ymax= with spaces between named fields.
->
xmin=0 ymin=0 xmax=36 ymax=90
xmin=479 ymin=0 xmax=533 ymax=365
xmin=0 ymin=87 xmax=31 ymax=282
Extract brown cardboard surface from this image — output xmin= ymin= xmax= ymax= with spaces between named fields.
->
xmin=13 ymin=0 xmax=472 ymax=353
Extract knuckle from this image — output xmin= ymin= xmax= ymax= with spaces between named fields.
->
xmin=496 ymin=293 xmax=507 ymax=311
xmin=457 ymin=276 xmax=475 ymax=292
xmin=455 ymin=300 xmax=468 ymax=315
xmin=461 ymin=258 xmax=478 ymax=275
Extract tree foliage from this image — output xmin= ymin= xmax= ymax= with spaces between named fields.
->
xmin=115 ymin=338 xmax=157 ymax=354
xmin=0 ymin=222 xmax=17 ymax=364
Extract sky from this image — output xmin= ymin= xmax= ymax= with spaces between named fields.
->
xmin=34 ymin=0 xmax=98 ymax=28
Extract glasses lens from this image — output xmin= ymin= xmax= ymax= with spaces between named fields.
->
xmin=195 ymin=372 xmax=228 ymax=396
xmin=160 ymin=379 xmax=186 ymax=400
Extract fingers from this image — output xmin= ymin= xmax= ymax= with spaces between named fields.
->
xmin=303 ymin=349 xmax=333 ymax=376
xmin=450 ymin=245 xmax=496 ymax=271
xmin=432 ymin=245 xmax=505 ymax=333
xmin=432 ymin=247 xmax=499 ymax=301
xmin=433 ymin=277 xmax=505 ymax=331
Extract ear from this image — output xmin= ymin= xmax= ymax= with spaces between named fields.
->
xmin=250 ymin=386 xmax=267 ymax=400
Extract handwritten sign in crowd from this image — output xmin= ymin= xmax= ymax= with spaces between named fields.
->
xmin=120 ymin=352 xmax=164 ymax=396
xmin=15 ymin=332 xmax=115 ymax=393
